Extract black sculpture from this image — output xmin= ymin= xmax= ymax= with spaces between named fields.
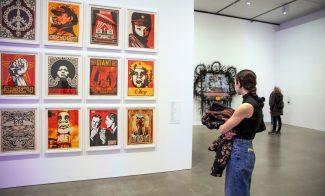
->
xmin=193 ymin=61 xmax=237 ymax=115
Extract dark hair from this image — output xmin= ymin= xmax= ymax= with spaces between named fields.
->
xmin=51 ymin=59 xmax=76 ymax=79
xmin=106 ymin=113 xmax=117 ymax=124
xmin=131 ymin=12 xmax=151 ymax=28
xmin=236 ymin=69 xmax=257 ymax=95
xmin=236 ymin=69 xmax=264 ymax=108
xmin=92 ymin=114 xmax=102 ymax=126
xmin=51 ymin=6 xmax=78 ymax=25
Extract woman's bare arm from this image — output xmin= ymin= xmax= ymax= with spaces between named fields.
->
xmin=218 ymin=103 xmax=254 ymax=134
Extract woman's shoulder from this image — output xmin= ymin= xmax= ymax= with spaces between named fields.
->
xmin=237 ymin=103 xmax=254 ymax=118
xmin=241 ymin=103 xmax=254 ymax=110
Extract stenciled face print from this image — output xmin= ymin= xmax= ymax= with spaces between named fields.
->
xmin=105 ymin=115 xmax=113 ymax=128
xmin=57 ymin=65 xmax=69 ymax=79
xmin=58 ymin=111 xmax=70 ymax=133
xmin=56 ymin=13 xmax=72 ymax=25
xmin=91 ymin=116 xmax=101 ymax=128
xmin=134 ymin=25 xmax=150 ymax=38
xmin=132 ymin=67 xmax=147 ymax=88
xmin=50 ymin=6 xmax=75 ymax=26
xmin=136 ymin=114 xmax=145 ymax=127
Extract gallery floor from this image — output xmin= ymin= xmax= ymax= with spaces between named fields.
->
xmin=1 ymin=124 xmax=325 ymax=196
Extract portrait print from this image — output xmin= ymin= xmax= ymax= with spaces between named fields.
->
xmin=127 ymin=109 xmax=153 ymax=145
xmin=89 ymin=58 xmax=118 ymax=96
xmin=47 ymin=1 xmax=80 ymax=43
xmin=127 ymin=59 xmax=154 ymax=97
xmin=128 ymin=10 xmax=155 ymax=49
xmin=47 ymin=56 xmax=78 ymax=95
xmin=89 ymin=109 xmax=118 ymax=147
xmin=90 ymin=6 xmax=119 ymax=46
xmin=47 ymin=109 xmax=79 ymax=149
xmin=1 ymin=52 xmax=36 ymax=95
xmin=1 ymin=109 xmax=36 ymax=153
xmin=0 ymin=0 xmax=36 ymax=41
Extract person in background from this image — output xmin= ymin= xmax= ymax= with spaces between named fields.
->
xmin=218 ymin=69 xmax=265 ymax=196
xmin=268 ymin=86 xmax=284 ymax=135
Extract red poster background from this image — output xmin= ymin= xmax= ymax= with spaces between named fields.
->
xmin=127 ymin=60 xmax=154 ymax=88
xmin=48 ymin=109 xmax=79 ymax=148
xmin=1 ymin=53 xmax=35 ymax=95
xmin=89 ymin=58 xmax=118 ymax=95
xmin=89 ymin=109 xmax=118 ymax=130
xmin=147 ymin=14 xmax=155 ymax=49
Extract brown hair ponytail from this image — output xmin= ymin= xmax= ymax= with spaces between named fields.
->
xmin=236 ymin=69 xmax=264 ymax=108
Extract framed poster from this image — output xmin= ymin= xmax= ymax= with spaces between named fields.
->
xmin=86 ymin=105 xmax=121 ymax=151
xmin=44 ymin=53 xmax=82 ymax=99
xmin=44 ymin=0 xmax=83 ymax=47
xmin=0 ymin=105 xmax=40 ymax=156
xmin=44 ymin=105 xmax=81 ymax=153
xmin=0 ymin=0 xmax=40 ymax=44
xmin=125 ymin=58 xmax=156 ymax=100
xmin=0 ymin=51 xmax=39 ymax=99
xmin=124 ymin=105 xmax=156 ymax=149
xmin=87 ymin=4 xmax=122 ymax=49
xmin=86 ymin=55 xmax=121 ymax=100
xmin=126 ymin=9 xmax=158 ymax=52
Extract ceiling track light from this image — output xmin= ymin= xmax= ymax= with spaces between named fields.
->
xmin=250 ymin=0 xmax=297 ymax=21
xmin=246 ymin=0 xmax=251 ymax=6
xmin=282 ymin=4 xmax=289 ymax=15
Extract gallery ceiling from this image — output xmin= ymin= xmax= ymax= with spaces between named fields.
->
xmin=194 ymin=0 xmax=325 ymax=25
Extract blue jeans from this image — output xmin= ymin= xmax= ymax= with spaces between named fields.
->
xmin=272 ymin=115 xmax=282 ymax=131
xmin=225 ymin=138 xmax=255 ymax=196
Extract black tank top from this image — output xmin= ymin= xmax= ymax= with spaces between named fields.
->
xmin=234 ymin=93 xmax=263 ymax=140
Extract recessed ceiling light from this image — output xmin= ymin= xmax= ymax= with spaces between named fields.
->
xmin=282 ymin=5 xmax=289 ymax=15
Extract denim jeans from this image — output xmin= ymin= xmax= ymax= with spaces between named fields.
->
xmin=225 ymin=138 xmax=255 ymax=196
xmin=272 ymin=115 xmax=282 ymax=131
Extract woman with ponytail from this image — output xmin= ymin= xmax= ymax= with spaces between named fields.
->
xmin=218 ymin=69 xmax=265 ymax=196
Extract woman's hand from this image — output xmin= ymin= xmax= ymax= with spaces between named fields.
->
xmin=219 ymin=103 xmax=254 ymax=134
xmin=224 ymin=131 xmax=236 ymax=139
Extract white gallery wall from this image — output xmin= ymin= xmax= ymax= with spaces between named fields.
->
xmin=194 ymin=12 xmax=276 ymax=125
xmin=275 ymin=17 xmax=325 ymax=131
xmin=194 ymin=11 xmax=325 ymax=132
xmin=0 ymin=0 xmax=194 ymax=188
